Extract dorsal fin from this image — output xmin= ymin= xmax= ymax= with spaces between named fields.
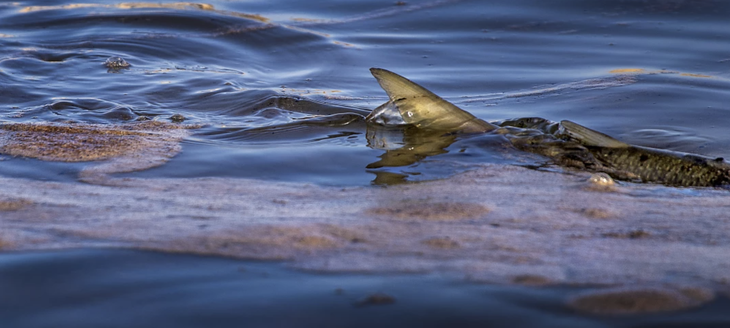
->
xmin=369 ymin=68 xmax=496 ymax=133
xmin=560 ymin=120 xmax=629 ymax=148
xmin=370 ymin=68 xmax=441 ymax=101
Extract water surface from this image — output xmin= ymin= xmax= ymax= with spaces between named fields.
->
xmin=2 ymin=2 xmax=730 ymax=325
xmin=2 ymin=0 xmax=730 ymax=185
xmin=2 ymin=249 xmax=729 ymax=328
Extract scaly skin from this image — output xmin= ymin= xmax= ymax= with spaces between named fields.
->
xmin=589 ymin=145 xmax=730 ymax=187
xmin=367 ymin=68 xmax=730 ymax=188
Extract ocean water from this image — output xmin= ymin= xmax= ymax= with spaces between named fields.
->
xmin=1 ymin=249 xmax=729 ymax=328
xmin=2 ymin=0 xmax=729 ymax=185
xmin=2 ymin=0 xmax=730 ymax=326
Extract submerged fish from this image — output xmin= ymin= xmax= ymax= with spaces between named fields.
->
xmin=558 ymin=120 xmax=730 ymax=187
xmin=367 ymin=68 xmax=730 ymax=187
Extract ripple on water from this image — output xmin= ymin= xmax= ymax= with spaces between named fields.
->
xmin=1 ymin=0 xmax=730 ymax=186
xmin=2 ymin=1 xmax=730 ymax=325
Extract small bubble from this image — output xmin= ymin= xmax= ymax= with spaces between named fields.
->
xmin=407 ymin=111 xmax=414 ymax=117
xmin=589 ymin=173 xmax=614 ymax=186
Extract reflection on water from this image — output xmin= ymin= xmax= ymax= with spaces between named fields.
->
xmin=1 ymin=0 xmax=730 ymax=186
xmin=2 ymin=1 xmax=730 ymax=324
xmin=366 ymin=126 xmax=459 ymax=185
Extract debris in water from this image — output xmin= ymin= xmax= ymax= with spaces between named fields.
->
xmin=0 ymin=121 xmax=198 ymax=184
xmin=104 ymin=56 xmax=131 ymax=71
xmin=567 ymin=286 xmax=714 ymax=315
xmin=422 ymin=236 xmax=460 ymax=249
xmin=511 ymin=274 xmax=552 ymax=286
xmin=170 ymin=113 xmax=186 ymax=123
xmin=355 ymin=292 xmax=396 ymax=307
xmin=0 ymin=197 xmax=32 ymax=211
xmin=367 ymin=201 xmax=489 ymax=221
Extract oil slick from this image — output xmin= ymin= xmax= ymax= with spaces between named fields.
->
xmin=366 ymin=68 xmax=730 ymax=187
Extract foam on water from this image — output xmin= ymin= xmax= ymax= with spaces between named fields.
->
xmin=2 ymin=165 xmax=729 ymax=298
xmin=2 ymin=0 xmax=730 ymax=321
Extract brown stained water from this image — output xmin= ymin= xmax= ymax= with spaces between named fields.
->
xmin=2 ymin=0 xmax=730 ymax=326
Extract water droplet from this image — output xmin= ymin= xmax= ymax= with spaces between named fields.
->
xmin=589 ymin=173 xmax=614 ymax=186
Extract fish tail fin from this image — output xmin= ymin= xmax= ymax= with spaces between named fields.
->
xmin=369 ymin=68 xmax=496 ymax=133
xmin=560 ymin=120 xmax=629 ymax=148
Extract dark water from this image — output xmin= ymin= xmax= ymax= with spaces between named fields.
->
xmin=0 ymin=249 xmax=728 ymax=328
xmin=2 ymin=0 xmax=730 ymax=185
xmin=2 ymin=2 xmax=730 ymax=325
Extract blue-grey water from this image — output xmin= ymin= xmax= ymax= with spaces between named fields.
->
xmin=2 ymin=0 xmax=730 ymax=326
xmin=1 ymin=249 xmax=729 ymax=328
xmin=2 ymin=0 xmax=730 ymax=185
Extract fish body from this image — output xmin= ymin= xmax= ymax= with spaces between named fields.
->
xmin=559 ymin=120 xmax=730 ymax=187
xmin=585 ymin=145 xmax=730 ymax=186
xmin=367 ymin=68 xmax=730 ymax=187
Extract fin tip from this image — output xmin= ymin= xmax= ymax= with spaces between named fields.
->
xmin=560 ymin=120 xmax=628 ymax=148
